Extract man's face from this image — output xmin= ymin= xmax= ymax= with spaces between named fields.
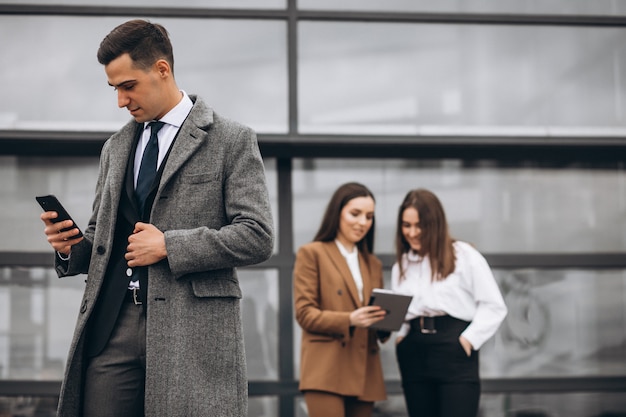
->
xmin=105 ymin=53 xmax=167 ymax=123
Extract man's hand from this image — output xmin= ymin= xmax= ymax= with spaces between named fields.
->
xmin=126 ymin=222 xmax=167 ymax=267
xmin=40 ymin=211 xmax=83 ymax=255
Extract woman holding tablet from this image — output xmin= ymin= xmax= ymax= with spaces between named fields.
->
xmin=392 ymin=189 xmax=507 ymax=417
xmin=294 ymin=182 xmax=388 ymax=417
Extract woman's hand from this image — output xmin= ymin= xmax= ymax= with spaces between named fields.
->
xmin=349 ymin=305 xmax=386 ymax=328
xmin=459 ymin=335 xmax=473 ymax=357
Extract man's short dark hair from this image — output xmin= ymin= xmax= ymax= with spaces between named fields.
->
xmin=97 ymin=19 xmax=174 ymax=72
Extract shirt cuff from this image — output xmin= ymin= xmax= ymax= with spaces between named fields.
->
xmin=57 ymin=251 xmax=70 ymax=261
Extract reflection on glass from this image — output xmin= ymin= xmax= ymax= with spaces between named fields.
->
xmin=0 ymin=156 xmax=278 ymax=254
xmin=298 ymin=0 xmax=626 ymax=15
xmin=486 ymin=269 xmax=626 ymax=379
xmin=248 ymin=396 xmax=278 ymax=417
xmin=291 ymin=159 xmax=626 ymax=253
xmin=0 ymin=16 xmax=287 ymax=133
xmin=0 ymin=396 xmax=59 ymax=417
xmin=481 ymin=392 xmax=626 ymax=417
xmin=239 ymin=269 xmax=279 ymax=381
xmin=0 ymin=267 xmax=84 ymax=380
xmin=299 ymin=22 xmax=626 ymax=134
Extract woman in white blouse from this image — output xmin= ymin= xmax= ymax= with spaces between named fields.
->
xmin=392 ymin=189 xmax=507 ymax=417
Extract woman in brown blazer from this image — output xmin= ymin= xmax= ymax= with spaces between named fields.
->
xmin=294 ymin=182 xmax=388 ymax=417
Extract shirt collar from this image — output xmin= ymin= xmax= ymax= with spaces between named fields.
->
xmin=143 ymin=90 xmax=193 ymax=129
xmin=406 ymin=250 xmax=423 ymax=263
xmin=335 ymin=240 xmax=358 ymax=259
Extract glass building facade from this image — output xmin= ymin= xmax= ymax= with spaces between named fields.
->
xmin=1 ymin=1 xmax=625 ymax=416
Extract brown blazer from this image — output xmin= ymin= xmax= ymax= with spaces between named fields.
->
xmin=294 ymin=241 xmax=386 ymax=401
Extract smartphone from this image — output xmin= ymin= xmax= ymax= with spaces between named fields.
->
xmin=36 ymin=194 xmax=83 ymax=239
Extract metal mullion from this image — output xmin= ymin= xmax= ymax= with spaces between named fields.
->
xmin=0 ymin=4 xmax=288 ymax=20
xmin=276 ymin=156 xmax=296 ymax=417
xmin=4 ymin=4 xmax=626 ymax=27
xmin=378 ymin=253 xmax=626 ymax=270
xmin=297 ymin=9 xmax=626 ymax=27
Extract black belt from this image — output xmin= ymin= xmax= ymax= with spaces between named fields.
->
xmin=409 ymin=315 xmax=446 ymax=334
xmin=125 ymin=288 xmax=143 ymax=305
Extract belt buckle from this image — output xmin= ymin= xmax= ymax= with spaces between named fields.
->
xmin=131 ymin=288 xmax=142 ymax=305
xmin=420 ymin=316 xmax=437 ymax=334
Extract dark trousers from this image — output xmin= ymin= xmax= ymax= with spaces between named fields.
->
xmin=396 ymin=316 xmax=480 ymax=417
xmin=83 ymin=301 xmax=146 ymax=417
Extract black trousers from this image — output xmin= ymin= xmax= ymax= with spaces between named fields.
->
xmin=396 ymin=316 xmax=480 ymax=417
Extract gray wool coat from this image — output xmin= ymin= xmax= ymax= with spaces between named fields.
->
xmin=54 ymin=96 xmax=274 ymax=417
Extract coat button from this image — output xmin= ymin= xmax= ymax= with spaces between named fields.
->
xmin=80 ymin=300 xmax=88 ymax=313
xmin=126 ymin=268 xmax=133 ymax=277
xmin=96 ymin=246 xmax=105 ymax=254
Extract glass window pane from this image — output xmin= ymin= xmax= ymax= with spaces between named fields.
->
xmin=0 ymin=16 xmax=287 ymax=133
xmin=486 ymin=269 xmax=626 ymax=379
xmin=0 ymin=267 xmax=84 ymax=380
xmin=291 ymin=159 xmax=626 ymax=253
xmin=299 ymin=22 xmax=626 ymax=135
xmin=298 ymin=0 xmax=626 ymax=15
xmin=248 ymin=396 xmax=278 ymax=417
xmin=239 ymin=269 xmax=279 ymax=381
xmin=481 ymin=392 xmax=626 ymax=417
xmin=0 ymin=397 xmax=59 ymax=416
xmin=355 ymin=393 xmax=626 ymax=417
xmin=0 ymin=0 xmax=285 ymax=9
xmin=1 ymin=156 xmax=278 ymax=254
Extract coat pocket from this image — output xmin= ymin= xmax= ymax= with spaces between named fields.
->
xmin=189 ymin=270 xmax=242 ymax=299
xmin=180 ymin=172 xmax=220 ymax=184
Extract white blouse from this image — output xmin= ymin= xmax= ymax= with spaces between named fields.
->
xmin=391 ymin=240 xmax=507 ymax=349
xmin=335 ymin=240 xmax=364 ymax=303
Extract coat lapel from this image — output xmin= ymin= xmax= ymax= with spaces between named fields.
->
xmin=158 ymin=97 xmax=213 ymax=196
xmin=322 ymin=242 xmax=361 ymax=308
xmin=105 ymin=121 xmax=142 ymax=225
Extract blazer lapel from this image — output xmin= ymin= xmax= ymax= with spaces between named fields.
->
xmin=323 ymin=242 xmax=361 ymax=308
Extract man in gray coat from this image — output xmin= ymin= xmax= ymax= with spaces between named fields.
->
xmin=39 ymin=19 xmax=274 ymax=417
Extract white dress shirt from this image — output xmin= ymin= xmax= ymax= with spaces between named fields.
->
xmin=128 ymin=90 xmax=193 ymax=290
xmin=391 ymin=240 xmax=507 ymax=349
xmin=335 ymin=240 xmax=364 ymax=303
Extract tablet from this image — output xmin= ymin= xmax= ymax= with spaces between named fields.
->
xmin=367 ymin=288 xmax=413 ymax=331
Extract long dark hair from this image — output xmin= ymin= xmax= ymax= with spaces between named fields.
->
xmin=313 ymin=182 xmax=376 ymax=255
xmin=97 ymin=19 xmax=175 ymax=73
xmin=395 ymin=189 xmax=455 ymax=281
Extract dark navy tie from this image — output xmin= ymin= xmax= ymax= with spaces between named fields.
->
xmin=135 ymin=121 xmax=164 ymax=214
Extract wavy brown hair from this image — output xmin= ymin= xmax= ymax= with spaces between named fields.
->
xmin=395 ymin=189 xmax=455 ymax=281
xmin=313 ymin=182 xmax=376 ymax=255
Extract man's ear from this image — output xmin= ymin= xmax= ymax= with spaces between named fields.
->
xmin=155 ymin=59 xmax=171 ymax=78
